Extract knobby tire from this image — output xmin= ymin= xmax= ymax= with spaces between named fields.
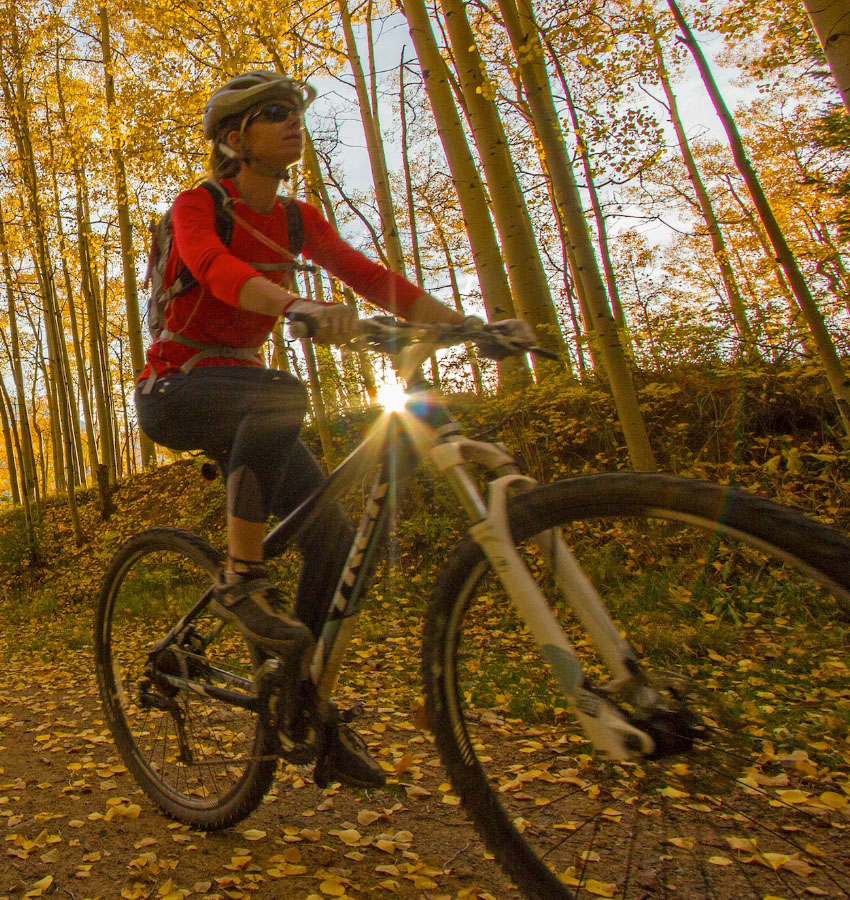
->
xmin=423 ymin=474 xmax=850 ymax=900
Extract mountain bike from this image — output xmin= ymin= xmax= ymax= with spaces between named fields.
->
xmin=95 ymin=317 xmax=850 ymax=900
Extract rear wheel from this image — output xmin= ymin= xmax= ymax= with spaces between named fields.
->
xmin=94 ymin=528 xmax=277 ymax=828
xmin=424 ymin=474 xmax=850 ymax=900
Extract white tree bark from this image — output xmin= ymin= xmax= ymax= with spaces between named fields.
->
xmin=802 ymin=0 xmax=850 ymax=116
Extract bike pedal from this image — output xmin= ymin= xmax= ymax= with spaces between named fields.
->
xmin=279 ymin=732 xmax=316 ymax=766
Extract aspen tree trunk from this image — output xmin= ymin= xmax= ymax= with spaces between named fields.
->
xmin=497 ymin=0 xmax=656 ymax=468
xmin=38 ymin=334 xmax=65 ymax=492
xmin=0 ymin=28 xmax=84 ymax=534
xmin=54 ymin=58 xmax=101 ymax=483
xmin=59 ymin=218 xmax=97 ymax=483
xmin=791 ymin=192 xmax=850 ymax=316
xmin=304 ymin=264 xmax=346 ymax=417
xmin=802 ymin=0 xmax=850 ymax=116
xmin=365 ymin=0 xmax=383 ymax=137
xmin=76 ymin=172 xmax=118 ymax=482
xmin=542 ymin=38 xmax=631 ymax=346
xmin=0 ymin=384 xmax=21 ymax=505
xmin=272 ymin=323 xmax=292 ymax=373
xmin=545 ymin=179 xmax=589 ymax=378
xmin=0 ymin=203 xmax=38 ymax=505
xmin=337 ymin=0 xmax=407 ymax=274
xmin=43 ymin=96 xmax=88 ymax=484
xmin=98 ymin=3 xmax=155 ymax=467
xmin=821 ymin=247 xmax=850 ymax=317
xmin=438 ymin=0 xmax=566 ymax=362
xmin=669 ymin=0 xmax=850 ymax=436
xmin=302 ymin=336 xmax=335 ymax=465
xmin=22 ymin=348 xmax=45 ymax=493
xmin=509 ymin=84 xmax=579 ymax=376
xmin=301 ymin=132 xmax=378 ymax=403
xmin=283 ymin=247 xmax=335 ymax=464
xmin=27 ymin=225 xmax=85 ymax=538
xmin=399 ymin=56 xmax=441 ymax=389
xmin=727 ymin=241 xmax=780 ymax=362
xmin=0 ymin=369 xmax=35 ymax=554
xmin=533 ymin=130 xmax=598 ymax=376
xmin=45 ymin=290 xmax=85 ymax=543
xmin=33 ymin=400 xmax=47 ymax=498
xmin=100 ymin=234 xmax=125 ymax=479
xmin=537 ymin=171 xmax=594 ymax=376
xmin=722 ymin=175 xmax=816 ymax=355
xmin=116 ymin=337 xmax=136 ymax=475
xmin=48 ymin=173 xmax=89 ymax=485
xmin=649 ymin=26 xmax=759 ymax=363
xmin=0 ymin=48 xmax=47 ymax=506
xmin=22 ymin=228 xmax=67 ymax=496
xmin=429 ymin=215 xmax=485 ymax=393
xmin=289 ymin=167 xmax=345 ymax=421
xmin=508 ymin=87 xmax=586 ymax=376
xmin=401 ymin=0 xmax=532 ymax=388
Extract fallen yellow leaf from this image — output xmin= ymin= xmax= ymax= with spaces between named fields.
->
xmin=357 ymin=810 xmax=382 ymax=826
xmin=820 ymin=791 xmax=848 ymax=810
xmin=334 ymin=828 xmax=361 ymax=846
xmin=667 ymin=837 xmax=696 ymax=851
xmin=775 ymin=790 xmax=809 ymax=805
xmin=659 ymin=786 xmax=689 ymax=799
xmin=584 ymin=879 xmax=617 ymax=897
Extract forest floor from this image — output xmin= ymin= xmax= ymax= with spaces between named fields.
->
xmin=0 ymin=460 xmax=514 ymax=900
xmin=0 ymin=623 xmax=513 ymax=900
xmin=0 ymin=392 xmax=849 ymax=900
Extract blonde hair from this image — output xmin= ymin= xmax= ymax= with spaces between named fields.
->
xmin=207 ymin=138 xmax=242 ymax=181
xmin=207 ymin=112 xmax=245 ymax=181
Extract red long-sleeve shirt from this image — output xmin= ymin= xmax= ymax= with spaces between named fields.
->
xmin=140 ymin=178 xmax=425 ymax=382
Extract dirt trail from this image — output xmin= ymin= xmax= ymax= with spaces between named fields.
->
xmin=0 ymin=644 xmax=513 ymax=900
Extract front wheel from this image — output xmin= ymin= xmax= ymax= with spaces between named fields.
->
xmin=423 ymin=474 xmax=850 ymax=900
xmin=94 ymin=528 xmax=277 ymax=828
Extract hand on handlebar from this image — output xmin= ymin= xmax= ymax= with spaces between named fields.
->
xmin=462 ymin=317 xmax=537 ymax=360
xmin=286 ymin=299 xmax=359 ymax=344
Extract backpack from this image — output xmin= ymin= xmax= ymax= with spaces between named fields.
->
xmin=143 ymin=179 xmax=305 ymax=341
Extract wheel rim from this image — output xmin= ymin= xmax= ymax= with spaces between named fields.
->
xmin=101 ymin=542 xmax=269 ymax=812
xmin=440 ymin=510 xmax=850 ymax=899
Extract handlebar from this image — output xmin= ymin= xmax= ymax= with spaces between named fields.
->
xmin=286 ymin=313 xmax=558 ymax=361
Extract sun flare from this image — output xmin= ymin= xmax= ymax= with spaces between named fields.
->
xmin=375 ymin=377 xmax=409 ymax=413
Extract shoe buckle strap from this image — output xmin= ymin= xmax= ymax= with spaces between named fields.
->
xmin=216 ymin=576 xmax=273 ymax=608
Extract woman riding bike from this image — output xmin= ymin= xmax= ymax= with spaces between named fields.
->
xmin=134 ymin=70 xmax=531 ymax=787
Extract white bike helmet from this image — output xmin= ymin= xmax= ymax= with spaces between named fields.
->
xmin=203 ymin=71 xmax=317 ymax=140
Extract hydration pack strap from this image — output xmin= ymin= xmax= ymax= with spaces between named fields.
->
xmin=229 ymin=204 xmax=318 ymax=275
xmin=141 ymin=330 xmax=263 ymax=394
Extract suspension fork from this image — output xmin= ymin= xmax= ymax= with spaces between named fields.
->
xmin=430 ymin=439 xmax=656 ymax=758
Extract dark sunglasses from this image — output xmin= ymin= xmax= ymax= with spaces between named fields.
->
xmin=249 ymin=103 xmax=300 ymax=125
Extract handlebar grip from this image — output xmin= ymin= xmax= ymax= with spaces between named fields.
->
xmin=287 ymin=311 xmax=316 ymax=339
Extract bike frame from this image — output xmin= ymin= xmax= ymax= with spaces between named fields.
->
xmin=267 ymin=339 xmax=656 ymax=759
xmin=156 ymin=335 xmax=659 ymax=759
